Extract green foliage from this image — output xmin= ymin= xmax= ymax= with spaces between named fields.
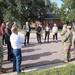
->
xmin=51 ymin=2 xmax=60 ymax=14
xmin=20 ymin=63 xmax=75 ymax=75
xmin=0 ymin=0 xmax=60 ymax=28
xmin=0 ymin=0 xmax=53 ymax=28
xmin=60 ymin=0 xmax=75 ymax=23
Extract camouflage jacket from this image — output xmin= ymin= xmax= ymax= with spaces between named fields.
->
xmin=63 ymin=31 xmax=73 ymax=44
xmin=61 ymin=30 xmax=67 ymax=42
xmin=0 ymin=37 xmax=3 ymax=54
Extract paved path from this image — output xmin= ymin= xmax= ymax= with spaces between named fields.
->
xmin=2 ymin=32 xmax=75 ymax=75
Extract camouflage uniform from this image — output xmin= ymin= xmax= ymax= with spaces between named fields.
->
xmin=72 ymin=33 xmax=75 ymax=56
xmin=0 ymin=36 xmax=3 ymax=71
xmin=63 ymin=30 xmax=73 ymax=62
xmin=61 ymin=30 xmax=67 ymax=53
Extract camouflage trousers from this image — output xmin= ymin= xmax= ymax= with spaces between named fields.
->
xmin=62 ymin=43 xmax=71 ymax=61
xmin=0 ymin=51 xmax=3 ymax=70
xmin=73 ymin=43 xmax=75 ymax=52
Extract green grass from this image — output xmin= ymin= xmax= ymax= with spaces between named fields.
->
xmin=20 ymin=63 xmax=75 ymax=75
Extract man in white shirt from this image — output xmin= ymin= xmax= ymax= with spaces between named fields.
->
xmin=10 ymin=27 xmax=24 ymax=74
xmin=44 ymin=24 xmax=50 ymax=43
xmin=52 ymin=23 xmax=58 ymax=43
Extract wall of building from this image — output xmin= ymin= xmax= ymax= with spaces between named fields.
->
xmin=42 ymin=19 xmax=63 ymax=28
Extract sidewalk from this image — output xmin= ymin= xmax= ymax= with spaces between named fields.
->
xmin=1 ymin=32 xmax=75 ymax=75
xmin=1 ymin=60 xmax=75 ymax=75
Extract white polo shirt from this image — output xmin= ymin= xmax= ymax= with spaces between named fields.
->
xmin=10 ymin=33 xmax=24 ymax=49
xmin=52 ymin=26 xmax=58 ymax=34
xmin=45 ymin=27 xmax=50 ymax=32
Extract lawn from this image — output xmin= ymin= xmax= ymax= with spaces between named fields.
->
xmin=20 ymin=63 xmax=75 ymax=75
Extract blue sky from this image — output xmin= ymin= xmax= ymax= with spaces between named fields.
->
xmin=50 ymin=0 xmax=63 ymax=8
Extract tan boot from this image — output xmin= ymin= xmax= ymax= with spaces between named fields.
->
xmin=72 ymin=51 xmax=75 ymax=57
xmin=64 ymin=60 xmax=69 ymax=63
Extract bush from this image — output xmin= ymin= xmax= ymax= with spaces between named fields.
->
xmin=20 ymin=63 xmax=75 ymax=75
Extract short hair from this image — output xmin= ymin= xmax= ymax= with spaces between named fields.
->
xmin=1 ymin=23 xmax=5 ymax=26
xmin=6 ymin=22 xmax=10 ymax=26
xmin=26 ymin=22 xmax=28 ymax=25
xmin=11 ymin=27 xmax=17 ymax=32
xmin=54 ymin=23 xmax=56 ymax=26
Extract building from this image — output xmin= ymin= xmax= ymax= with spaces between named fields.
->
xmin=42 ymin=14 xmax=63 ymax=28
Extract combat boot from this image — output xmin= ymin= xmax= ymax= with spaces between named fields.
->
xmin=64 ymin=59 xmax=69 ymax=63
xmin=72 ymin=51 xmax=75 ymax=57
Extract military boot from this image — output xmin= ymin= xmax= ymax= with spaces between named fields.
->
xmin=64 ymin=59 xmax=69 ymax=63
xmin=72 ymin=51 xmax=75 ymax=57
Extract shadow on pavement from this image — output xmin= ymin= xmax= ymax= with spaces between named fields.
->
xmin=22 ymin=51 xmax=57 ymax=61
xmin=21 ymin=59 xmax=63 ymax=69
xmin=22 ymin=48 xmax=41 ymax=53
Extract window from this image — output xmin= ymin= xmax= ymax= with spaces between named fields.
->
xmin=49 ymin=19 xmax=53 ymax=23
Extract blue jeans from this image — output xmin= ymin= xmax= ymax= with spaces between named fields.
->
xmin=13 ymin=49 xmax=22 ymax=74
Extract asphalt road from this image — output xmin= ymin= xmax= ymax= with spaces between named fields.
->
xmin=2 ymin=32 xmax=75 ymax=73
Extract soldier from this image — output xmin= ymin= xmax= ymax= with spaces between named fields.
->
xmin=63 ymin=26 xmax=73 ymax=63
xmin=0 ymin=36 xmax=3 ymax=72
xmin=61 ymin=24 xmax=67 ymax=52
xmin=72 ymin=33 xmax=75 ymax=57
xmin=0 ymin=35 xmax=6 ymax=73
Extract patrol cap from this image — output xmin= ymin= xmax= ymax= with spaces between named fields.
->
xmin=67 ymin=26 xmax=71 ymax=29
xmin=63 ymin=24 xmax=67 ymax=27
xmin=63 ymin=24 xmax=67 ymax=26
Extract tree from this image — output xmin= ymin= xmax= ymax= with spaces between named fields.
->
xmin=1 ymin=0 xmax=49 ymax=27
xmin=43 ymin=0 xmax=59 ymax=14
xmin=60 ymin=0 xmax=75 ymax=23
xmin=51 ymin=2 xmax=60 ymax=14
xmin=1 ymin=0 xmax=57 ymax=28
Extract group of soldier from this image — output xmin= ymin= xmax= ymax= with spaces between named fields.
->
xmin=0 ymin=21 xmax=75 ymax=73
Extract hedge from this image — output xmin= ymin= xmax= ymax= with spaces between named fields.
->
xmin=20 ymin=63 xmax=75 ymax=75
